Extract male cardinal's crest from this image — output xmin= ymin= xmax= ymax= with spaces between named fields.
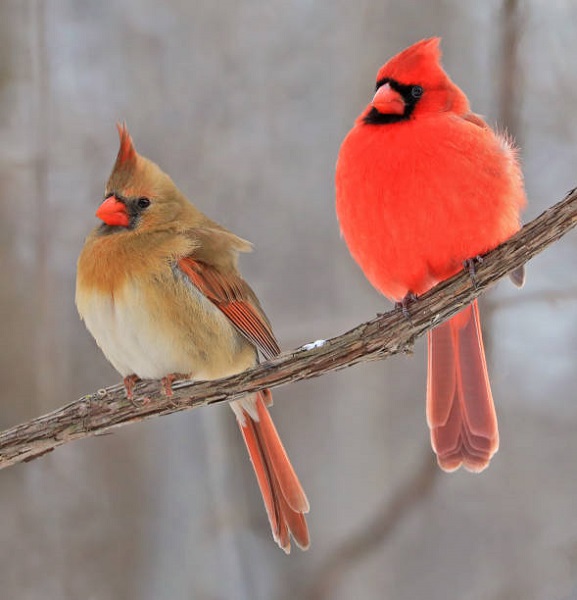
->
xmin=377 ymin=37 xmax=441 ymax=81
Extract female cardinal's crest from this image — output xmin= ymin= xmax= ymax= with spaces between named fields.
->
xmin=114 ymin=122 xmax=137 ymax=169
xmin=107 ymin=123 xmax=143 ymax=193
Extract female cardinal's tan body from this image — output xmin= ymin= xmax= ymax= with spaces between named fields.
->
xmin=76 ymin=125 xmax=309 ymax=553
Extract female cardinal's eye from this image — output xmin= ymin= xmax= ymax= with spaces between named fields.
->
xmin=411 ymin=85 xmax=424 ymax=99
xmin=137 ymin=197 xmax=151 ymax=209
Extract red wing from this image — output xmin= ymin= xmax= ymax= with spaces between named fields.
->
xmin=178 ymin=257 xmax=280 ymax=360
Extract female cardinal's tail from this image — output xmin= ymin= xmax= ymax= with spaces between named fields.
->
xmin=426 ymin=300 xmax=499 ymax=472
xmin=236 ymin=390 xmax=310 ymax=553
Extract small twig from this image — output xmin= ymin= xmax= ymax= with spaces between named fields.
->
xmin=0 ymin=188 xmax=576 ymax=469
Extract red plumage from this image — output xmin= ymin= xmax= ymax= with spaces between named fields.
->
xmin=335 ymin=38 xmax=526 ymax=472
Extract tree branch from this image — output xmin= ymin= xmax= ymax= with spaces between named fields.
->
xmin=1 ymin=188 xmax=576 ymax=469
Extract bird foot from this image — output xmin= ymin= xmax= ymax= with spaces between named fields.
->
xmin=161 ymin=373 xmax=187 ymax=406
xmin=464 ymin=256 xmax=483 ymax=289
xmin=395 ymin=292 xmax=418 ymax=319
xmin=123 ymin=375 xmax=142 ymax=406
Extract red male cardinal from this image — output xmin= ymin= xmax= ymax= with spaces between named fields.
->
xmin=336 ymin=38 xmax=526 ymax=472
xmin=76 ymin=124 xmax=309 ymax=552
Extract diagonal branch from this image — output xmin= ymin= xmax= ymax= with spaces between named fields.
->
xmin=1 ymin=188 xmax=576 ymax=469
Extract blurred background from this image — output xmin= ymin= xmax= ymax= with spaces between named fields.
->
xmin=1 ymin=0 xmax=577 ymax=598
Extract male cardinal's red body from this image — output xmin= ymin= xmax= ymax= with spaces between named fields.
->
xmin=336 ymin=38 xmax=526 ymax=472
xmin=76 ymin=125 xmax=309 ymax=552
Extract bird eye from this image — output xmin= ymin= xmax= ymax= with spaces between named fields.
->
xmin=137 ymin=197 xmax=151 ymax=209
xmin=411 ymin=85 xmax=424 ymax=99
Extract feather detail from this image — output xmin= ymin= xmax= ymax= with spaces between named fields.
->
xmin=115 ymin=122 xmax=137 ymax=167
xmin=462 ymin=112 xmax=489 ymax=129
xmin=178 ymin=257 xmax=280 ymax=360
xmin=426 ymin=300 xmax=498 ymax=472
xmin=237 ymin=391 xmax=310 ymax=553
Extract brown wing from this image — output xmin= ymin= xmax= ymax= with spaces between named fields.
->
xmin=178 ymin=257 xmax=280 ymax=360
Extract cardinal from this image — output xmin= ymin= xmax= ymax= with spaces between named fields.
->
xmin=335 ymin=38 xmax=526 ymax=472
xmin=76 ymin=124 xmax=309 ymax=552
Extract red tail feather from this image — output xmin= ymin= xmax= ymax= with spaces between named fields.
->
xmin=426 ymin=300 xmax=499 ymax=472
xmin=237 ymin=391 xmax=310 ymax=553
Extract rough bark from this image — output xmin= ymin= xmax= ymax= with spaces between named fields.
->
xmin=1 ymin=188 xmax=576 ymax=470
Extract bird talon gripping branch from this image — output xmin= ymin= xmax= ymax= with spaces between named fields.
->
xmin=463 ymin=256 xmax=483 ymax=289
xmin=394 ymin=292 xmax=418 ymax=319
xmin=122 ymin=375 xmax=140 ymax=401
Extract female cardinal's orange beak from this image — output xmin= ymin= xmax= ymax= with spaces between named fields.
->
xmin=96 ymin=196 xmax=130 ymax=227
xmin=372 ymin=83 xmax=405 ymax=115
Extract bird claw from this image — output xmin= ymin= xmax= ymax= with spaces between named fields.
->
xmin=395 ymin=292 xmax=418 ymax=319
xmin=161 ymin=373 xmax=187 ymax=407
xmin=464 ymin=256 xmax=483 ymax=289
xmin=123 ymin=375 xmax=142 ymax=406
xmin=130 ymin=395 xmax=151 ymax=408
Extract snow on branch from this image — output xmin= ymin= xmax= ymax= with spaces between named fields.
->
xmin=1 ymin=188 xmax=576 ymax=469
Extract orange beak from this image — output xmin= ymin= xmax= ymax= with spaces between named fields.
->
xmin=372 ymin=83 xmax=405 ymax=115
xmin=96 ymin=196 xmax=130 ymax=227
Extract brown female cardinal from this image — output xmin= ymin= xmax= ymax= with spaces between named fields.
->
xmin=76 ymin=124 xmax=309 ymax=552
xmin=336 ymin=38 xmax=526 ymax=472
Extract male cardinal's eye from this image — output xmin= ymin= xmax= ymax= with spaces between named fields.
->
xmin=411 ymin=85 xmax=424 ymax=99
xmin=137 ymin=197 xmax=151 ymax=209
